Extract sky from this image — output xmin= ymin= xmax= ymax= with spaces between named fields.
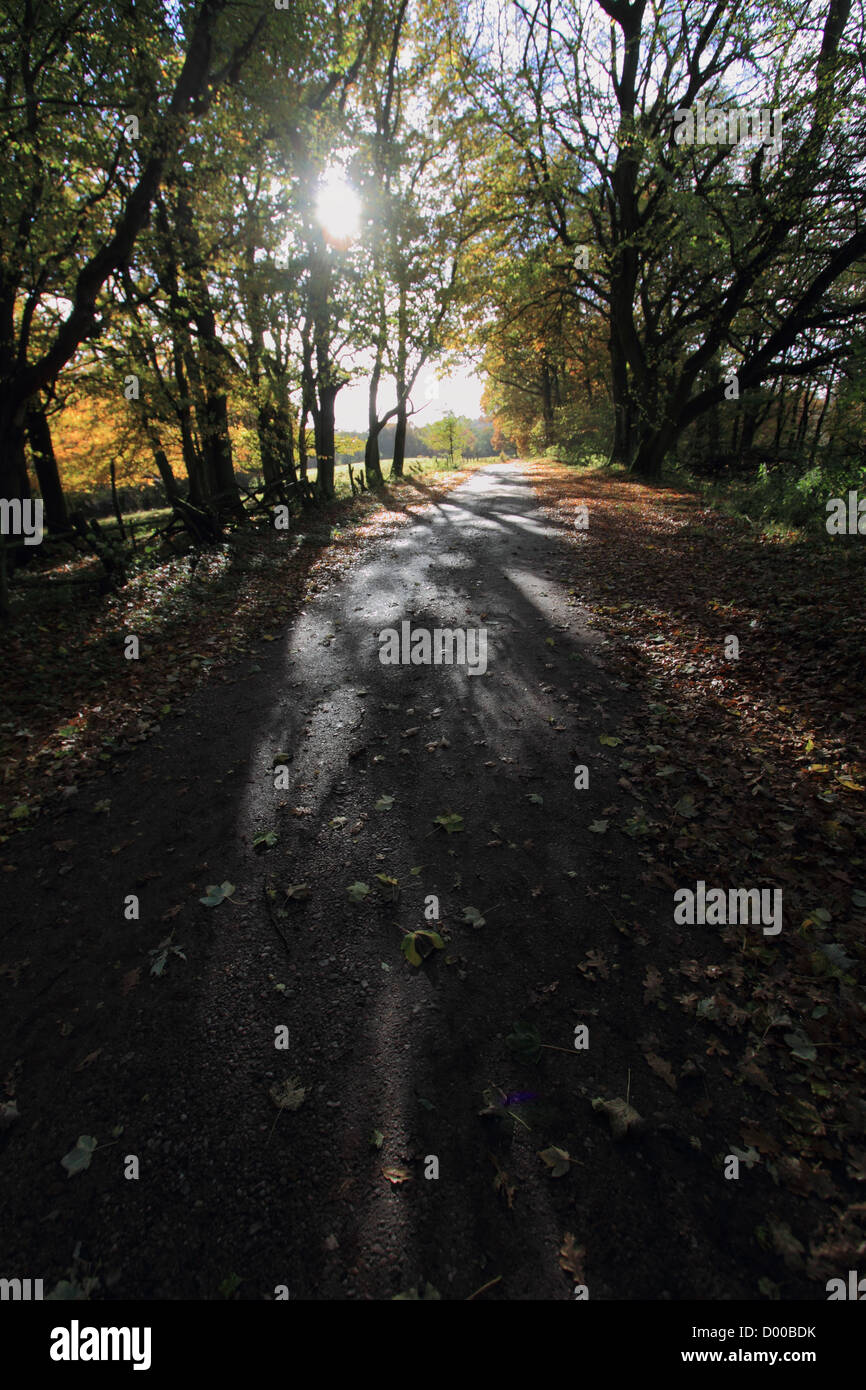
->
xmin=335 ymin=364 xmax=486 ymax=435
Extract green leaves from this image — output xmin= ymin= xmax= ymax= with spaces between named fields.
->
xmin=434 ymin=811 xmax=464 ymax=834
xmin=375 ymin=794 xmax=395 ymax=811
xmin=462 ymin=906 xmax=485 ymax=928
xmin=400 ymin=929 xmax=444 ymax=966
xmin=199 ymin=881 xmax=235 ymax=906
xmin=253 ymin=830 xmax=278 ymax=851
xmin=148 ymin=938 xmax=186 ymax=976
xmin=375 ymin=873 xmax=399 ymax=901
xmin=599 ymin=734 xmax=622 ymax=747
xmin=784 ymin=1029 xmax=817 ymax=1062
xmin=347 ymin=881 xmax=371 ymax=903
xmin=61 ymin=1134 xmax=97 ymax=1177
xmin=506 ymin=1021 xmax=542 ymax=1064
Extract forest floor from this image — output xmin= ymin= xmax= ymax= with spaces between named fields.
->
xmin=1 ymin=459 xmax=865 ymax=1301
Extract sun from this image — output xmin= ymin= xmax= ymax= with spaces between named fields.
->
xmin=315 ymin=172 xmax=362 ymax=248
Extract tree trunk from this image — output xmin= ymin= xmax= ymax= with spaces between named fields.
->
xmin=608 ymin=331 xmax=636 ymax=467
xmin=200 ymin=387 xmax=239 ymax=515
xmin=315 ymin=382 xmax=340 ymax=501
xmin=298 ymin=404 xmax=309 ymax=480
xmin=153 ymin=445 xmax=180 ymax=503
xmin=26 ymin=401 xmax=69 ymax=533
xmin=364 ymin=356 xmax=384 ymax=486
xmin=258 ymin=393 xmax=298 ymax=499
xmin=391 ymin=402 xmax=407 ymax=478
xmin=0 ymin=396 xmax=30 ymax=506
xmin=740 ymin=392 xmax=760 ymax=457
xmin=390 ymin=284 xmax=409 ymax=479
xmin=109 ymin=460 xmax=127 ymax=539
xmin=176 ymin=186 xmax=242 ymax=518
xmin=631 ymin=418 xmax=678 ymax=480
xmin=0 ymin=396 xmax=34 ymax=573
xmin=808 ymin=374 xmax=834 ymax=468
xmin=540 ymin=361 xmax=554 ymax=446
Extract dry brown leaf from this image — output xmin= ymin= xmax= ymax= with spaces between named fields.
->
xmin=120 ymin=967 xmax=141 ymax=996
xmin=644 ymin=1051 xmax=677 ymax=1090
xmin=559 ymin=1233 xmax=586 ymax=1282
xmin=591 ymin=1096 xmax=644 ymax=1140
xmin=578 ymin=949 xmax=609 ymax=979
xmin=74 ymin=1049 xmax=102 ymax=1072
xmin=643 ymin=965 xmax=664 ymax=1003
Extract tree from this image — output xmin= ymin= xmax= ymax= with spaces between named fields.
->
xmin=424 ymin=412 xmax=473 ymax=468
xmin=452 ymin=0 xmax=866 ymax=478
xmin=0 ymin=0 xmax=266 ymax=528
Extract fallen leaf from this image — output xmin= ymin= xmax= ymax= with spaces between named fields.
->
xmin=400 ymin=929 xmax=444 ymax=966
xmin=538 ymin=1145 xmax=571 ymax=1177
xmin=199 ymin=881 xmax=235 ymax=907
xmin=462 ymin=906 xmax=486 ymax=928
xmin=269 ymin=1077 xmax=306 ymax=1111
xmin=74 ymin=1049 xmax=102 ymax=1072
xmin=559 ymin=1233 xmax=586 ymax=1281
xmin=644 ymin=1051 xmax=677 ymax=1090
xmin=591 ymin=1096 xmax=644 ymax=1140
xmin=382 ymin=1166 xmax=412 ymax=1185
xmin=60 ymin=1134 xmax=97 ymax=1177
xmin=643 ymin=965 xmax=665 ymax=1004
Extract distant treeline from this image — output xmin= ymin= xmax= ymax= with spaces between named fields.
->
xmin=337 ymin=417 xmax=498 ymax=463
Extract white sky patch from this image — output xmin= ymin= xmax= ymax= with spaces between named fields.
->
xmin=315 ymin=171 xmax=362 ymax=245
xmin=335 ymin=364 xmax=485 ymax=433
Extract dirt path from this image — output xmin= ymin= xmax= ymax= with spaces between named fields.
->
xmin=0 ymin=462 xmax=838 ymax=1300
